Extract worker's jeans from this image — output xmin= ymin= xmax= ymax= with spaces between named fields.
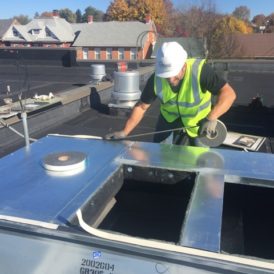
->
xmin=153 ymin=115 xmax=207 ymax=147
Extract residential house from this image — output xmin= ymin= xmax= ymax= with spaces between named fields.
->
xmin=72 ymin=16 xmax=157 ymax=61
xmin=225 ymin=33 xmax=274 ymax=58
xmin=1 ymin=16 xmax=75 ymax=48
xmin=1 ymin=13 xmax=157 ymax=61
xmin=0 ymin=19 xmax=19 ymax=47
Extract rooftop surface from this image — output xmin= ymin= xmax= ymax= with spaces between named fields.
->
xmin=0 ymin=61 xmax=273 ymax=157
xmin=0 ymin=61 xmax=274 ymax=273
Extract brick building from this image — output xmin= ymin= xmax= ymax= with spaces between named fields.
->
xmin=72 ymin=16 xmax=157 ymax=61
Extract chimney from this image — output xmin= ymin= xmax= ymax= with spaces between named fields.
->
xmin=52 ymin=9 xmax=59 ymax=17
xmin=87 ymin=15 xmax=93 ymax=24
xmin=145 ymin=14 xmax=151 ymax=24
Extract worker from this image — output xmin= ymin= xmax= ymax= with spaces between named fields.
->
xmin=105 ymin=41 xmax=236 ymax=146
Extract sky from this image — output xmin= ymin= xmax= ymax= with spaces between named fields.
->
xmin=0 ymin=0 xmax=273 ymax=19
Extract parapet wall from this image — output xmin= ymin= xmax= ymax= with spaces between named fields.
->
xmin=0 ymin=65 xmax=154 ymax=157
xmin=0 ymin=48 xmax=77 ymax=67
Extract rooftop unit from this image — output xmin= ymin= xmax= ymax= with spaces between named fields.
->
xmin=109 ymin=70 xmax=141 ymax=111
xmin=90 ymin=64 xmax=106 ymax=84
xmin=0 ymin=135 xmax=274 ymax=273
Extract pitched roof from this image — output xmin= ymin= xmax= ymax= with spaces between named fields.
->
xmin=3 ymin=17 xmax=75 ymax=43
xmin=229 ymin=33 xmax=274 ymax=58
xmin=72 ymin=21 xmax=153 ymax=47
xmin=12 ymin=25 xmax=32 ymax=41
xmin=0 ymin=19 xmax=15 ymax=38
xmin=151 ymin=37 xmax=205 ymax=58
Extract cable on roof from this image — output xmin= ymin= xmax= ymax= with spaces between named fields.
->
xmin=0 ymin=118 xmax=37 ymax=142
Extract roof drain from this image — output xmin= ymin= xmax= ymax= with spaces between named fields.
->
xmin=108 ymin=70 xmax=141 ymax=116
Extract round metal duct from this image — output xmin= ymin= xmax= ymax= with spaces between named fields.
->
xmin=90 ymin=64 xmax=106 ymax=81
xmin=112 ymin=71 xmax=141 ymax=102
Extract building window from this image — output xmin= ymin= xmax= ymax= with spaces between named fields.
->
xmin=130 ymin=48 xmax=137 ymax=60
xmin=94 ymin=48 xmax=100 ymax=60
xmin=31 ymin=29 xmax=40 ymax=35
xmin=45 ymin=28 xmax=51 ymax=37
xmin=12 ymin=28 xmax=19 ymax=37
xmin=118 ymin=48 xmax=124 ymax=60
xmin=106 ymin=48 xmax=112 ymax=60
xmin=83 ymin=48 xmax=88 ymax=59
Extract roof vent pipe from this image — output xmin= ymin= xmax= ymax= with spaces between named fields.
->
xmin=109 ymin=70 xmax=141 ymax=109
xmin=90 ymin=64 xmax=106 ymax=84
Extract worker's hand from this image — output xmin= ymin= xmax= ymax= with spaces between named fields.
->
xmin=104 ymin=130 xmax=126 ymax=140
xmin=198 ymin=118 xmax=217 ymax=136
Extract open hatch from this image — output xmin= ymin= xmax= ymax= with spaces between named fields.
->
xmin=222 ymin=182 xmax=274 ymax=260
xmin=75 ymin=163 xmax=274 ymax=262
xmin=77 ymin=165 xmax=195 ymax=244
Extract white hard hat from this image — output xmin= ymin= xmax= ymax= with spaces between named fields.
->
xmin=155 ymin=42 xmax=188 ymax=78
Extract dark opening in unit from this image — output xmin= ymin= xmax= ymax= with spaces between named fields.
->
xmin=221 ymin=183 xmax=274 ymax=260
xmin=83 ymin=165 xmax=195 ymax=243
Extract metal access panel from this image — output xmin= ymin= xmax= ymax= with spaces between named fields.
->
xmin=0 ymin=136 xmax=126 ymax=224
xmin=0 ymin=225 xmax=255 ymax=274
xmin=0 ymin=135 xmax=274 ymax=273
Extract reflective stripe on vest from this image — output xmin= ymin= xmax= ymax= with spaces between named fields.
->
xmin=163 ymin=99 xmax=211 ymax=118
xmin=154 ymin=58 xmax=212 ymax=137
xmin=155 ymin=59 xmax=201 ymax=107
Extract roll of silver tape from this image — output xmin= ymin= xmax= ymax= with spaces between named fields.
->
xmin=42 ymin=151 xmax=87 ymax=172
xmin=197 ymin=120 xmax=227 ymax=147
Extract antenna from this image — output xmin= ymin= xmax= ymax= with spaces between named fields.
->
xmin=18 ymin=93 xmax=30 ymax=148
xmin=0 ymin=51 xmax=36 ymax=146
xmin=15 ymin=52 xmax=32 ymax=148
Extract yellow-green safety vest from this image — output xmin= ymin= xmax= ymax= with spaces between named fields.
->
xmin=154 ymin=58 xmax=212 ymax=137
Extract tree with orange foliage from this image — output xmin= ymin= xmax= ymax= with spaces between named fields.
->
xmin=106 ymin=0 xmax=168 ymax=34
xmin=39 ymin=11 xmax=53 ymax=18
xmin=106 ymin=0 xmax=130 ymax=21
xmin=209 ymin=16 xmax=253 ymax=58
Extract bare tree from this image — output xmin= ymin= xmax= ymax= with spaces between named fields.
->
xmin=209 ymin=16 xmax=252 ymax=58
xmin=177 ymin=0 xmax=215 ymax=36
xmin=176 ymin=0 xmax=220 ymax=57
xmin=265 ymin=13 xmax=274 ymax=33
xmin=211 ymin=33 xmax=241 ymax=58
xmin=232 ymin=6 xmax=250 ymax=22
xmin=252 ymin=14 xmax=266 ymax=26
xmin=13 ymin=15 xmax=31 ymax=25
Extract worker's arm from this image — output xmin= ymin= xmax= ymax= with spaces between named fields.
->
xmin=123 ymin=101 xmax=151 ymax=135
xmin=207 ymin=83 xmax=236 ymax=120
xmin=105 ymin=74 xmax=155 ymax=140
xmin=199 ymin=83 xmax=236 ymax=136
xmin=105 ymin=101 xmax=151 ymax=139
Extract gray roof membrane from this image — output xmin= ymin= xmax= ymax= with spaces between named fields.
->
xmin=72 ymin=21 xmax=152 ymax=47
xmin=3 ymin=17 xmax=75 ymax=43
xmin=0 ymin=19 xmax=14 ymax=37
